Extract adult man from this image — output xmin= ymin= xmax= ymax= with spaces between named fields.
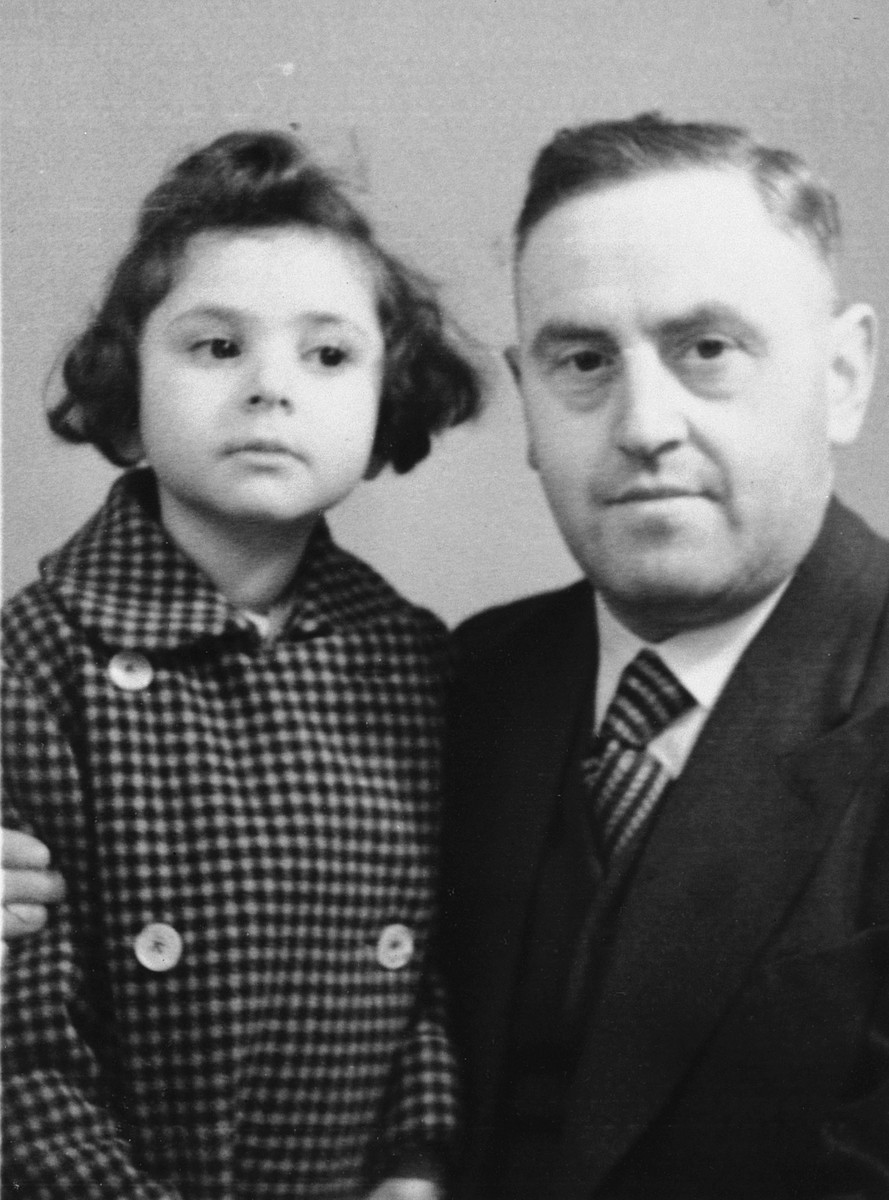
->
xmin=442 ymin=115 xmax=889 ymax=1197
xmin=5 ymin=114 xmax=889 ymax=1197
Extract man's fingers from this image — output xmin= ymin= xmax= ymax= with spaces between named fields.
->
xmin=2 ymin=867 xmax=66 ymax=905
xmin=0 ymin=832 xmax=66 ymax=942
xmin=2 ymin=903 xmax=50 ymax=939
xmin=2 ymin=829 xmax=52 ymax=869
xmin=364 ymin=1182 xmax=439 ymax=1200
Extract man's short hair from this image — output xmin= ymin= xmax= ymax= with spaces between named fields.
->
xmin=515 ymin=112 xmax=841 ymax=269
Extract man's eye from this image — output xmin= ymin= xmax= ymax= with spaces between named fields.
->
xmin=673 ymin=333 xmax=754 ymax=396
xmin=554 ymin=348 xmax=610 ymax=374
xmin=569 ymin=349 xmax=608 ymax=372
xmin=192 ymin=338 xmax=240 ymax=360
xmin=691 ymin=337 xmax=732 ymax=361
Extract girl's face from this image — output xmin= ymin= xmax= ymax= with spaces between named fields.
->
xmin=137 ymin=226 xmax=385 ymax=541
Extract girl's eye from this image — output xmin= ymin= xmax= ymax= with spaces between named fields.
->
xmin=308 ymin=344 xmax=350 ymax=368
xmin=192 ymin=337 xmax=240 ymax=360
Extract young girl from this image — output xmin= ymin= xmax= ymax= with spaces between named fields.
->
xmin=2 ymin=130 xmax=479 ymax=1200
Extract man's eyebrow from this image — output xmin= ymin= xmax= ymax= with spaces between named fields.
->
xmin=529 ymin=322 xmax=613 ymax=357
xmin=657 ymin=304 xmax=765 ymax=348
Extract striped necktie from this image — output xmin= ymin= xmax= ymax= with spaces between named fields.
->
xmin=583 ymin=648 xmax=695 ymax=863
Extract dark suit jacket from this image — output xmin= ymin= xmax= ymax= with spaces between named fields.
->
xmin=443 ymin=500 xmax=889 ymax=1199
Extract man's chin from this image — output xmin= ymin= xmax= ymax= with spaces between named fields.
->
xmin=592 ymin=565 xmax=739 ymax=640
xmin=587 ymin=538 xmax=722 ymax=597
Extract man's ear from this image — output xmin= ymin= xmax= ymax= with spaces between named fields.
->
xmin=504 ymin=345 xmax=521 ymax=386
xmin=827 ymin=302 xmax=877 ymax=445
xmin=504 ymin=346 xmax=540 ymax=471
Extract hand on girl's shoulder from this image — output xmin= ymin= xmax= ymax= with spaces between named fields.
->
xmin=1 ymin=829 xmax=65 ymax=941
xmin=365 ymin=1178 xmax=441 ymax=1200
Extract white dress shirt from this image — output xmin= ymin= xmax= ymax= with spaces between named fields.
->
xmin=594 ymin=582 xmax=791 ymax=778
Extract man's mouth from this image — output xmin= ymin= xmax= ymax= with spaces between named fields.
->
xmin=607 ymin=485 xmax=705 ymax=504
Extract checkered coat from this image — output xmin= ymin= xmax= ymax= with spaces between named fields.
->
xmin=2 ymin=470 xmax=459 ymax=1200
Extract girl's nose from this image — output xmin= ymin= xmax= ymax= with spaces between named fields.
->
xmin=244 ymin=344 xmax=297 ymax=411
xmin=245 ymin=391 xmax=293 ymax=411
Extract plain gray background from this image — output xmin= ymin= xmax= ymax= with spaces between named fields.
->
xmin=3 ymin=0 xmax=888 ymax=625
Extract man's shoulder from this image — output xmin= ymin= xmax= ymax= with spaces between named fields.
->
xmin=454 ymin=578 xmax=590 ymax=664
xmin=789 ymin=501 xmax=889 ymax=688
xmin=827 ymin=498 xmax=889 ymax=559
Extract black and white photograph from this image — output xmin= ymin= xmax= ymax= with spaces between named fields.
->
xmin=3 ymin=2 xmax=888 ymax=1197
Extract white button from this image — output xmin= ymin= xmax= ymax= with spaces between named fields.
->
xmin=108 ymin=652 xmax=153 ymax=692
xmin=134 ymin=922 xmax=183 ymax=972
xmin=375 ymin=923 xmax=414 ymax=971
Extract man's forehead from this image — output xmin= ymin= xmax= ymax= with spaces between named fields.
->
xmin=523 ymin=168 xmax=753 ymax=242
xmin=514 ymin=166 xmax=834 ymax=317
xmin=519 ymin=167 xmax=779 ymax=254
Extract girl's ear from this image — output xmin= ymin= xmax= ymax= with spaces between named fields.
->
xmin=826 ymin=302 xmax=878 ymax=445
xmin=363 ymin=454 xmax=386 ymax=481
xmin=117 ymin=421 xmax=145 ymax=465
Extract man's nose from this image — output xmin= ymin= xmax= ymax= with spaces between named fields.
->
xmin=612 ymin=350 xmax=688 ymax=460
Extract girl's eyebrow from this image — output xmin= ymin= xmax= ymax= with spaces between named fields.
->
xmin=167 ymin=305 xmax=241 ymax=326
xmin=168 ymin=306 xmax=375 ymax=339
xmin=300 ymin=312 xmax=377 ymax=340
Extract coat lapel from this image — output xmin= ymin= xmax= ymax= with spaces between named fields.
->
xmin=558 ymin=502 xmax=889 ymax=1194
xmin=451 ymin=583 xmax=598 ymax=1147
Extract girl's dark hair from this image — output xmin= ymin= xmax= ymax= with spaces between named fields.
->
xmin=49 ymin=130 xmax=481 ymax=473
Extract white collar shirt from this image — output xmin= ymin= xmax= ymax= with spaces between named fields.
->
xmin=594 ymin=581 xmax=791 ymax=779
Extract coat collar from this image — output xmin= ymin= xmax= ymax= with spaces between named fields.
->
xmin=40 ymin=469 xmax=395 ymax=651
xmin=558 ymin=498 xmax=889 ymax=1192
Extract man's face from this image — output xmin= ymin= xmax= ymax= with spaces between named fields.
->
xmin=513 ymin=167 xmax=871 ymax=640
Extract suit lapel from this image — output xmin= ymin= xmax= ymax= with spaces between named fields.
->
xmin=456 ymin=583 xmax=598 ymax=1143
xmin=558 ymin=502 xmax=889 ymax=1193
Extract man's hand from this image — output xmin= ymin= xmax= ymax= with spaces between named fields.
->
xmin=2 ymin=829 xmax=65 ymax=939
xmin=365 ymin=1179 xmax=440 ymax=1200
